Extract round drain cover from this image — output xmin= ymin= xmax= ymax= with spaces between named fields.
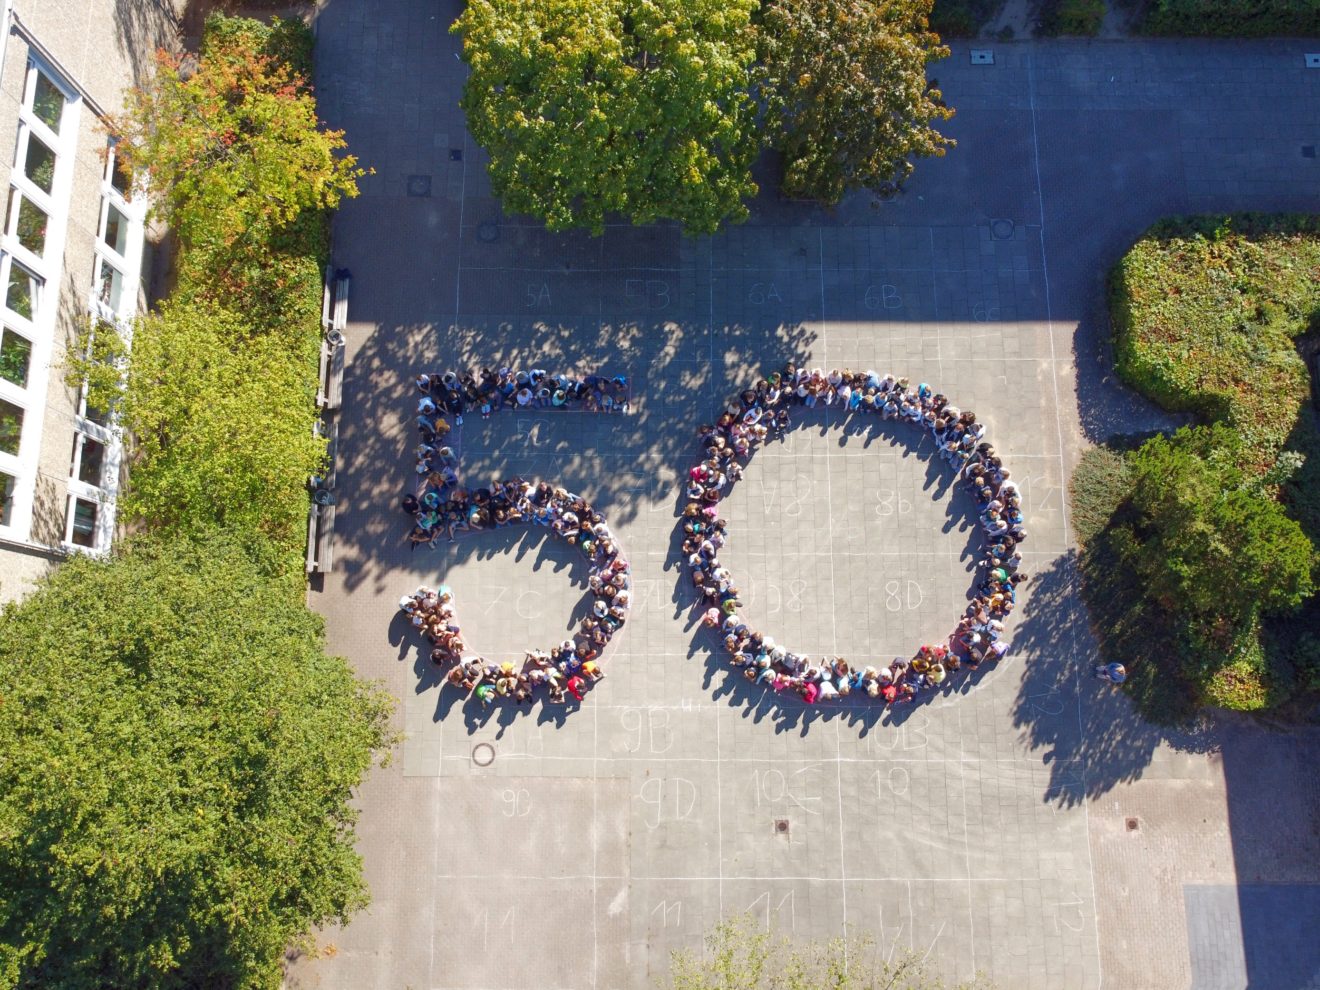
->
xmin=472 ymin=743 xmax=496 ymax=767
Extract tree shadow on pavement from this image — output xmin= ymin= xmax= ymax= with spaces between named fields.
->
xmin=1009 ymin=548 xmax=1219 ymax=807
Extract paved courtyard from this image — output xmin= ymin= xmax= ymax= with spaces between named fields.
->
xmin=291 ymin=7 xmax=1320 ymax=990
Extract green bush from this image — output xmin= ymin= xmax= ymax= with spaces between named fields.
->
xmin=931 ymin=0 xmax=1007 ymax=36
xmin=1069 ymin=443 xmax=1132 ymax=547
xmin=202 ymin=12 xmax=315 ymax=80
xmin=80 ymin=13 xmax=350 ymax=556
xmin=0 ymin=533 xmax=393 ymax=990
xmin=1110 ymin=214 xmax=1320 ymax=468
xmin=1141 ymin=0 xmax=1320 ymax=36
xmin=118 ymin=299 xmax=325 ymax=545
xmin=1088 ymin=214 xmax=1320 ymax=718
xmin=1038 ymin=0 xmax=1106 ymax=34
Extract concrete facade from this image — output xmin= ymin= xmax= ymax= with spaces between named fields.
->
xmin=0 ymin=0 xmax=174 ymax=601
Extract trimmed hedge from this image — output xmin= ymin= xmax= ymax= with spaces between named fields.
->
xmin=1141 ymin=0 xmax=1320 ymax=36
xmin=1110 ymin=214 xmax=1320 ymax=468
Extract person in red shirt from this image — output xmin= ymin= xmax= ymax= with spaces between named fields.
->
xmin=566 ymin=675 xmax=587 ymax=701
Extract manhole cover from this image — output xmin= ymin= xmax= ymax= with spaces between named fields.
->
xmin=406 ymin=174 xmax=432 ymax=197
xmin=1304 ymin=146 xmax=1316 ymax=159
xmin=990 ymin=218 xmax=1015 ymax=240
xmin=774 ymin=819 xmax=790 ymax=834
xmin=477 ymin=221 xmax=500 ymax=243
xmin=1126 ymin=817 xmax=1140 ymax=832
xmin=472 ymin=743 xmax=496 ymax=767
xmin=449 ymin=147 xmax=463 ymax=162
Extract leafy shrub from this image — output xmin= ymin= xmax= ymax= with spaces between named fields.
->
xmin=1070 ymin=444 xmax=1132 ymax=547
xmin=203 ymin=12 xmax=317 ymax=80
xmin=1203 ymin=632 xmax=1271 ymax=712
xmin=930 ymin=0 xmax=1007 ymax=36
xmin=118 ymin=299 xmax=326 ymax=545
xmin=1141 ymin=0 xmax=1320 ymax=36
xmin=1090 ymin=215 xmax=1320 ymax=717
xmin=1110 ymin=214 xmax=1320 ymax=467
xmin=1037 ymin=0 xmax=1106 ymax=34
xmin=113 ymin=15 xmax=361 ymax=262
xmin=670 ymin=914 xmax=994 ymax=989
xmin=0 ymin=533 xmax=393 ymax=990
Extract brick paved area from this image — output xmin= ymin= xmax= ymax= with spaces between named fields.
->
xmin=290 ymin=8 xmax=1320 ymax=989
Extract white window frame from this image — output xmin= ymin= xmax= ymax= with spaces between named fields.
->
xmin=0 ymin=55 xmax=77 ymax=546
xmin=62 ymin=140 xmax=144 ymax=553
xmin=62 ymin=489 xmax=105 ymax=550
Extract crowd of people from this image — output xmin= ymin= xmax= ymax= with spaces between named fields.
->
xmin=413 ymin=368 xmax=629 ymax=479
xmin=397 ymin=477 xmax=631 ymax=706
xmin=683 ymin=365 xmax=1028 ymax=706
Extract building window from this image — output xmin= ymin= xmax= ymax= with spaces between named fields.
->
xmin=70 ymin=432 xmax=105 ymax=487
xmin=95 ymin=257 xmax=125 ymax=313
xmin=66 ymin=494 xmax=98 ymax=547
xmin=6 ymin=189 xmax=49 ymax=257
xmin=0 ymin=327 xmax=31 ymax=387
xmin=22 ymin=133 xmax=56 ymax=194
xmin=0 ymin=57 xmax=79 ymax=540
xmin=110 ymin=154 xmax=133 ymax=201
xmin=0 ymin=470 xmax=14 ymax=526
xmin=102 ymin=202 xmax=128 ymax=255
xmin=4 ymin=258 xmax=41 ymax=319
xmin=0 ymin=397 xmax=23 ymax=456
xmin=31 ymin=71 xmax=66 ymax=131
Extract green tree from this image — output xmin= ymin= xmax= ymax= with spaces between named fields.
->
xmin=0 ymin=534 xmax=394 ymax=989
xmin=1127 ymin=425 xmax=1315 ymax=653
xmin=114 ymin=299 xmax=325 ymax=545
xmin=670 ymin=915 xmax=993 ymax=989
xmin=758 ymin=0 xmax=953 ymax=205
xmin=110 ymin=15 xmax=364 ymax=257
xmin=453 ymin=0 xmax=760 ymax=235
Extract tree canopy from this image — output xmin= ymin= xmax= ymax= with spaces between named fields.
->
xmin=758 ymin=0 xmax=953 ymax=205
xmin=0 ymin=534 xmax=394 ymax=990
xmin=453 ymin=0 xmax=761 ymax=234
xmin=111 ymin=16 xmax=364 ymax=257
xmin=1126 ymin=425 xmax=1315 ymax=646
